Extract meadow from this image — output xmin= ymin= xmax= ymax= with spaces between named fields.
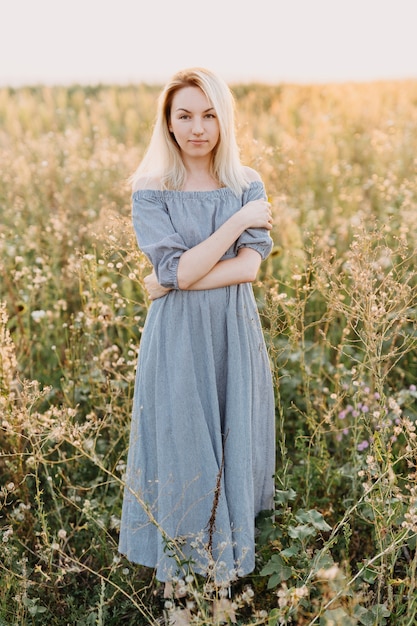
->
xmin=1 ymin=79 xmax=417 ymax=625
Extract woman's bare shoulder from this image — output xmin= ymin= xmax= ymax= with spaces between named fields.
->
xmin=242 ymin=166 xmax=262 ymax=183
xmin=132 ymin=176 xmax=163 ymax=192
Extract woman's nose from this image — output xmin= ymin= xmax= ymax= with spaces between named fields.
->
xmin=192 ymin=118 xmax=204 ymax=134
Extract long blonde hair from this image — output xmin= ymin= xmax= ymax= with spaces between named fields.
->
xmin=130 ymin=68 xmax=250 ymax=196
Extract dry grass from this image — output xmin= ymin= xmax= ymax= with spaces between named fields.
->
xmin=1 ymin=80 xmax=417 ymax=624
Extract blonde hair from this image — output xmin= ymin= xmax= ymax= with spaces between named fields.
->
xmin=130 ymin=67 xmax=250 ymax=196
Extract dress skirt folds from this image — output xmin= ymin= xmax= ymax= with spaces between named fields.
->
xmin=118 ymin=181 xmax=275 ymax=582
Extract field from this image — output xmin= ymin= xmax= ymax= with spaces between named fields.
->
xmin=1 ymin=80 xmax=417 ymax=625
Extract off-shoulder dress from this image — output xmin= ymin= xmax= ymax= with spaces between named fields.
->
xmin=118 ymin=180 xmax=275 ymax=582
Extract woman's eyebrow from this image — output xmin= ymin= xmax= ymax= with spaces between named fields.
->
xmin=175 ymin=107 xmax=215 ymax=113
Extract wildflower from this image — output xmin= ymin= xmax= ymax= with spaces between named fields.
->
xmin=293 ymin=585 xmax=309 ymax=599
xmin=176 ymin=579 xmax=186 ymax=594
xmin=241 ymin=586 xmax=255 ymax=603
xmin=2 ymin=527 xmax=13 ymax=542
xmin=275 ymin=292 xmax=288 ymax=301
xmin=388 ymin=397 xmax=402 ymax=417
xmin=57 ymin=529 xmax=67 ymax=540
xmin=357 ymin=440 xmax=369 ymax=451
xmin=116 ymin=462 xmax=126 ymax=474
xmin=31 ymin=309 xmax=46 ymax=322
xmin=316 ymin=564 xmax=340 ymax=580
xmin=277 ymin=583 xmax=289 ymax=608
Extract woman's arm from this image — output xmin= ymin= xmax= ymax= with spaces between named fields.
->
xmin=135 ymin=170 xmax=272 ymax=299
xmin=184 ymin=247 xmax=262 ymax=290
xmin=176 ymin=198 xmax=272 ymax=290
xmin=144 ymin=247 xmax=263 ymax=299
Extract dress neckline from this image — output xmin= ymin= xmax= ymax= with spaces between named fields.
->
xmin=132 ymin=180 xmax=262 ymax=199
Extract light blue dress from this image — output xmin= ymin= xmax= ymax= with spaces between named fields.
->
xmin=118 ymin=180 xmax=275 ymax=582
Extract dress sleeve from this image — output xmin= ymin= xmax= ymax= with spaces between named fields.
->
xmin=235 ymin=180 xmax=273 ymax=260
xmin=132 ymin=190 xmax=188 ymax=289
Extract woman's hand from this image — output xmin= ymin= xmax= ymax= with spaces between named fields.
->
xmin=144 ymin=270 xmax=172 ymax=300
xmin=238 ymin=199 xmax=273 ymax=231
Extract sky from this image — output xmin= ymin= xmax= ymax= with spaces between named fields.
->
xmin=1 ymin=0 xmax=417 ymax=86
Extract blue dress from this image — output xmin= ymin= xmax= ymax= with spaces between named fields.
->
xmin=118 ymin=180 xmax=275 ymax=582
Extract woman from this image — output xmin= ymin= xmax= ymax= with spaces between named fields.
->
xmin=119 ymin=68 xmax=275 ymax=620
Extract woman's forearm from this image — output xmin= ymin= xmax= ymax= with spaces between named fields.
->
xmin=176 ymin=199 xmax=271 ymax=289
xmin=144 ymin=248 xmax=263 ymax=300
xmin=177 ymin=213 xmax=246 ymax=289
xmin=183 ymin=248 xmax=262 ymax=291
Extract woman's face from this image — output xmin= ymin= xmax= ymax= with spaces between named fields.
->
xmin=169 ymin=86 xmax=220 ymax=162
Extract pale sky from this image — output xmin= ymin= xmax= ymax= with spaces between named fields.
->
xmin=2 ymin=0 xmax=417 ymax=86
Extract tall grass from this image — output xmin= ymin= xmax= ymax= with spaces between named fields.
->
xmin=1 ymin=81 xmax=417 ymax=624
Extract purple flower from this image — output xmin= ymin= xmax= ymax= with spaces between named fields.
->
xmin=357 ymin=440 xmax=369 ymax=451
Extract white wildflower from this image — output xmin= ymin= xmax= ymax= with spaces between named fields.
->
xmin=31 ymin=309 xmax=46 ymax=322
